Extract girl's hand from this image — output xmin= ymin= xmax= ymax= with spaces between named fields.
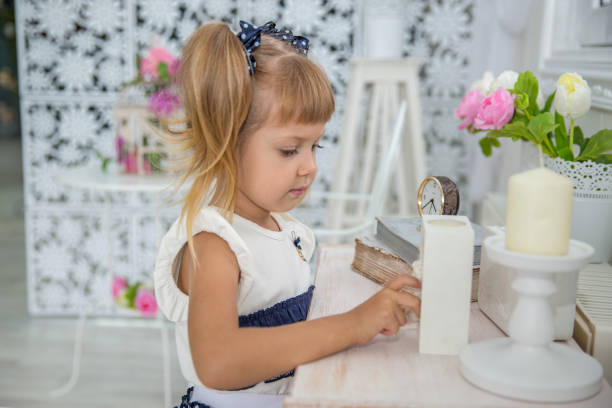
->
xmin=347 ymin=274 xmax=421 ymax=345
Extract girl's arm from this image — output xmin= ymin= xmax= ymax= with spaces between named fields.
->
xmin=183 ymin=232 xmax=420 ymax=391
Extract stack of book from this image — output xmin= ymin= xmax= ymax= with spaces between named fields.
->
xmin=351 ymin=217 xmax=483 ymax=301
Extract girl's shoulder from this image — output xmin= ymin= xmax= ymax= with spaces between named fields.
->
xmin=154 ymin=206 xmax=257 ymax=323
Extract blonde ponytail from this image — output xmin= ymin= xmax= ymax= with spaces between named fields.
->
xmin=167 ymin=22 xmax=250 ymax=265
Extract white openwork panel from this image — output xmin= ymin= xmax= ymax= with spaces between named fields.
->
xmin=19 ymin=0 xmax=131 ymax=96
xmin=17 ymin=0 xmax=474 ymax=315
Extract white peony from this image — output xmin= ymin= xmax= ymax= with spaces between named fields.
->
xmin=553 ymin=73 xmax=591 ymax=119
xmin=490 ymin=70 xmax=545 ymax=109
xmin=470 ymin=71 xmax=494 ymax=95
xmin=489 ymin=70 xmax=519 ymax=92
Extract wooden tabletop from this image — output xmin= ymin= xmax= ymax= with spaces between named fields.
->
xmin=283 ymin=244 xmax=612 ymax=408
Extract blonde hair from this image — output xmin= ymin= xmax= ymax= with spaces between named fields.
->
xmin=169 ymin=21 xmax=335 ymax=265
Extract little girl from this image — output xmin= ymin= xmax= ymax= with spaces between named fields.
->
xmin=154 ymin=20 xmax=421 ymax=408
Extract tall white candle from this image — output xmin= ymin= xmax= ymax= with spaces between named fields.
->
xmin=505 ymin=167 xmax=573 ymax=255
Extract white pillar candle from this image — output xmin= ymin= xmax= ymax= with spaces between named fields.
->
xmin=506 ymin=167 xmax=573 ymax=255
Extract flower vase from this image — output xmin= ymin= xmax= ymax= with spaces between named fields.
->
xmin=545 ymin=157 xmax=612 ymax=262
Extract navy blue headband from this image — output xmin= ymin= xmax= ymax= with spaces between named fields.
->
xmin=236 ymin=20 xmax=310 ymax=75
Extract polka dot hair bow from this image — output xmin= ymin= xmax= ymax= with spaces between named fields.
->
xmin=236 ymin=20 xmax=310 ymax=75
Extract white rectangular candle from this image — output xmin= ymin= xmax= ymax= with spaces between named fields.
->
xmin=505 ymin=167 xmax=573 ymax=255
xmin=419 ymin=215 xmax=474 ymax=355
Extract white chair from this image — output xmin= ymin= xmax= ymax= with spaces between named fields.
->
xmin=308 ymin=101 xmax=407 ymax=240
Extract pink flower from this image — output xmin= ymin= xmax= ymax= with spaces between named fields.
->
xmin=123 ymin=150 xmax=138 ymax=174
xmin=115 ymin=135 xmax=125 ymax=162
xmin=134 ymin=288 xmax=158 ymax=317
xmin=111 ymin=276 xmax=126 ymax=298
xmin=140 ymin=47 xmax=177 ymax=80
xmin=142 ymin=156 xmax=153 ymax=174
xmin=454 ymin=89 xmax=484 ymax=130
xmin=169 ymin=59 xmax=180 ymax=78
xmin=148 ymin=88 xmax=180 ymax=117
xmin=473 ymin=87 xmax=516 ymax=130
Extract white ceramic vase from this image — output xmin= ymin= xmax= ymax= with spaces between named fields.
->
xmin=545 ymin=157 xmax=612 ymax=263
xmin=361 ymin=0 xmax=405 ymax=59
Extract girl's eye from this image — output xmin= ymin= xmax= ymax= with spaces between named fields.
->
xmin=312 ymin=143 xmax=324 ymax=151
xmin=281 ymin=149 xmax=298 ymax=157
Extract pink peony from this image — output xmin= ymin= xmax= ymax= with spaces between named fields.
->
xmin=473 ymin=87 xmax=516 ymax=130
xmin=111 ymin=276 xmax=126 ymax=298
xmin=140 ymin=46 xmax=177 ymax=80
xmin=454 ymin=89 xmax=484 ymax=130
xmin=134 ymin=288 xmax=158 ymax=317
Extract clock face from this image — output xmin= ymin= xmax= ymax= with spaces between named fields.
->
xmin=420 ymin=180 xmax=442 ymax=215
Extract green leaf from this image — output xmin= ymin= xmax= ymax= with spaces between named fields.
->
xmin=541 ymin=91 xmax=556 ymax=113
xmin=555 ymin=112 xmax=567 ymax=138
xmin=124 ymin=283 xmax=140 ymax=307
xmin=545 ymin=133 xmax=558 ymax=157
xmin=101 ymin=157 xmax=110 ymax=172
xmin=514 ymin=93 xmax=529 ymax=111
xmin=479 ymin=136 xmax=493 ymax=156
xmin=527 ymin=112 xmax=557 ymax=144
xmin=557 ymin=146 xmax=574 ymax=161
xmin=594 ymin=154 xmax=612 ymax=164
xmin=577 ymin=129 xmax=612 ymax=162
xmin=488 ymin=121 xmax=532 ymax=143
xmin=513 ymin=113 xmax=529 ymax=125
xmin=573 ymin=126 xmax=587 ymax=156
xmin=146 ymin=152 xmax=163 ymax=171
xmin=553 ymin=112 xmax=570 ymax=156
xmin=93 ymin=149 xmax=111 ymax=173
xmin=157 ymin=62 xmax=170 ymax=83
xmin=490 ymin=137 xmax=501 ymax=148
xmin=554 ymin=123 xmax=569 ymax=152
xmin=514 ymin=71 xmax=539 ymax=116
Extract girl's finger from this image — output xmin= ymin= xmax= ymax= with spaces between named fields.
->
xmin=392 ymin=291 xmax=421 ymax=318
xmin=393 ymin=304 xmax=407 ymax=327
xmin=381 ymin=319 xmax=399 ymax=336
xmin=385 ymin=274 xmax=421 ymax=291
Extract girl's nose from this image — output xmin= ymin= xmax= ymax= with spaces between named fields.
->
xmin=298 ymin=151 xmax=317 ymax=176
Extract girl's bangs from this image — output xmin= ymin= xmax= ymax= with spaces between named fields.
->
xmin=267 ymin=57 xmax=335 ymax=126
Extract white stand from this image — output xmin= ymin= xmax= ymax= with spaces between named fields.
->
xmin=460 ymin=235 xmax=603 ymax=403
xmin=326 ymin=58 xmax=426 ymax=230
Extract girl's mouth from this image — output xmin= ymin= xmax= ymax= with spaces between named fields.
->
xmin=289 ymin=187 xmax=307 ymax=196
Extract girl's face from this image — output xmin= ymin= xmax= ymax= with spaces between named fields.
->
xmin=235 ymin=119 xmax=326 ymax=222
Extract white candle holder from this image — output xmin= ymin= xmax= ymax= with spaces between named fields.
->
xmin=460 ymin=235 xmax=603 ymax=402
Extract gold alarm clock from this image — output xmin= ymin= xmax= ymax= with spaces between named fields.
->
xmin=417 ymin=176 xmax=459 ymax=216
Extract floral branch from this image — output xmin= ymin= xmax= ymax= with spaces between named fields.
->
xmin=455 ymin=70 xmax=612 ymax=164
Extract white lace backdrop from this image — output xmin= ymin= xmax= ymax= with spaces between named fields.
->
xmin=16 ymin=0 xmax=475 ymax=316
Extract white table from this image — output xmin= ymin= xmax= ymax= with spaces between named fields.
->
xmin=284 ymin=244 xmax=612 ymax=408
xmin=54 ymin=164 xmax=181 ymax=408
xmin=55 ymin=164 xmax=180 ymax=193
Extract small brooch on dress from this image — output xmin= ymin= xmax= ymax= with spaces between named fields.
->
xmin=291 ymin=231 xmax=306 ymax=262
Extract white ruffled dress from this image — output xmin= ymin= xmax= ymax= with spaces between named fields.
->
xmin=154 ymin=206 xmax=316 ymax=407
